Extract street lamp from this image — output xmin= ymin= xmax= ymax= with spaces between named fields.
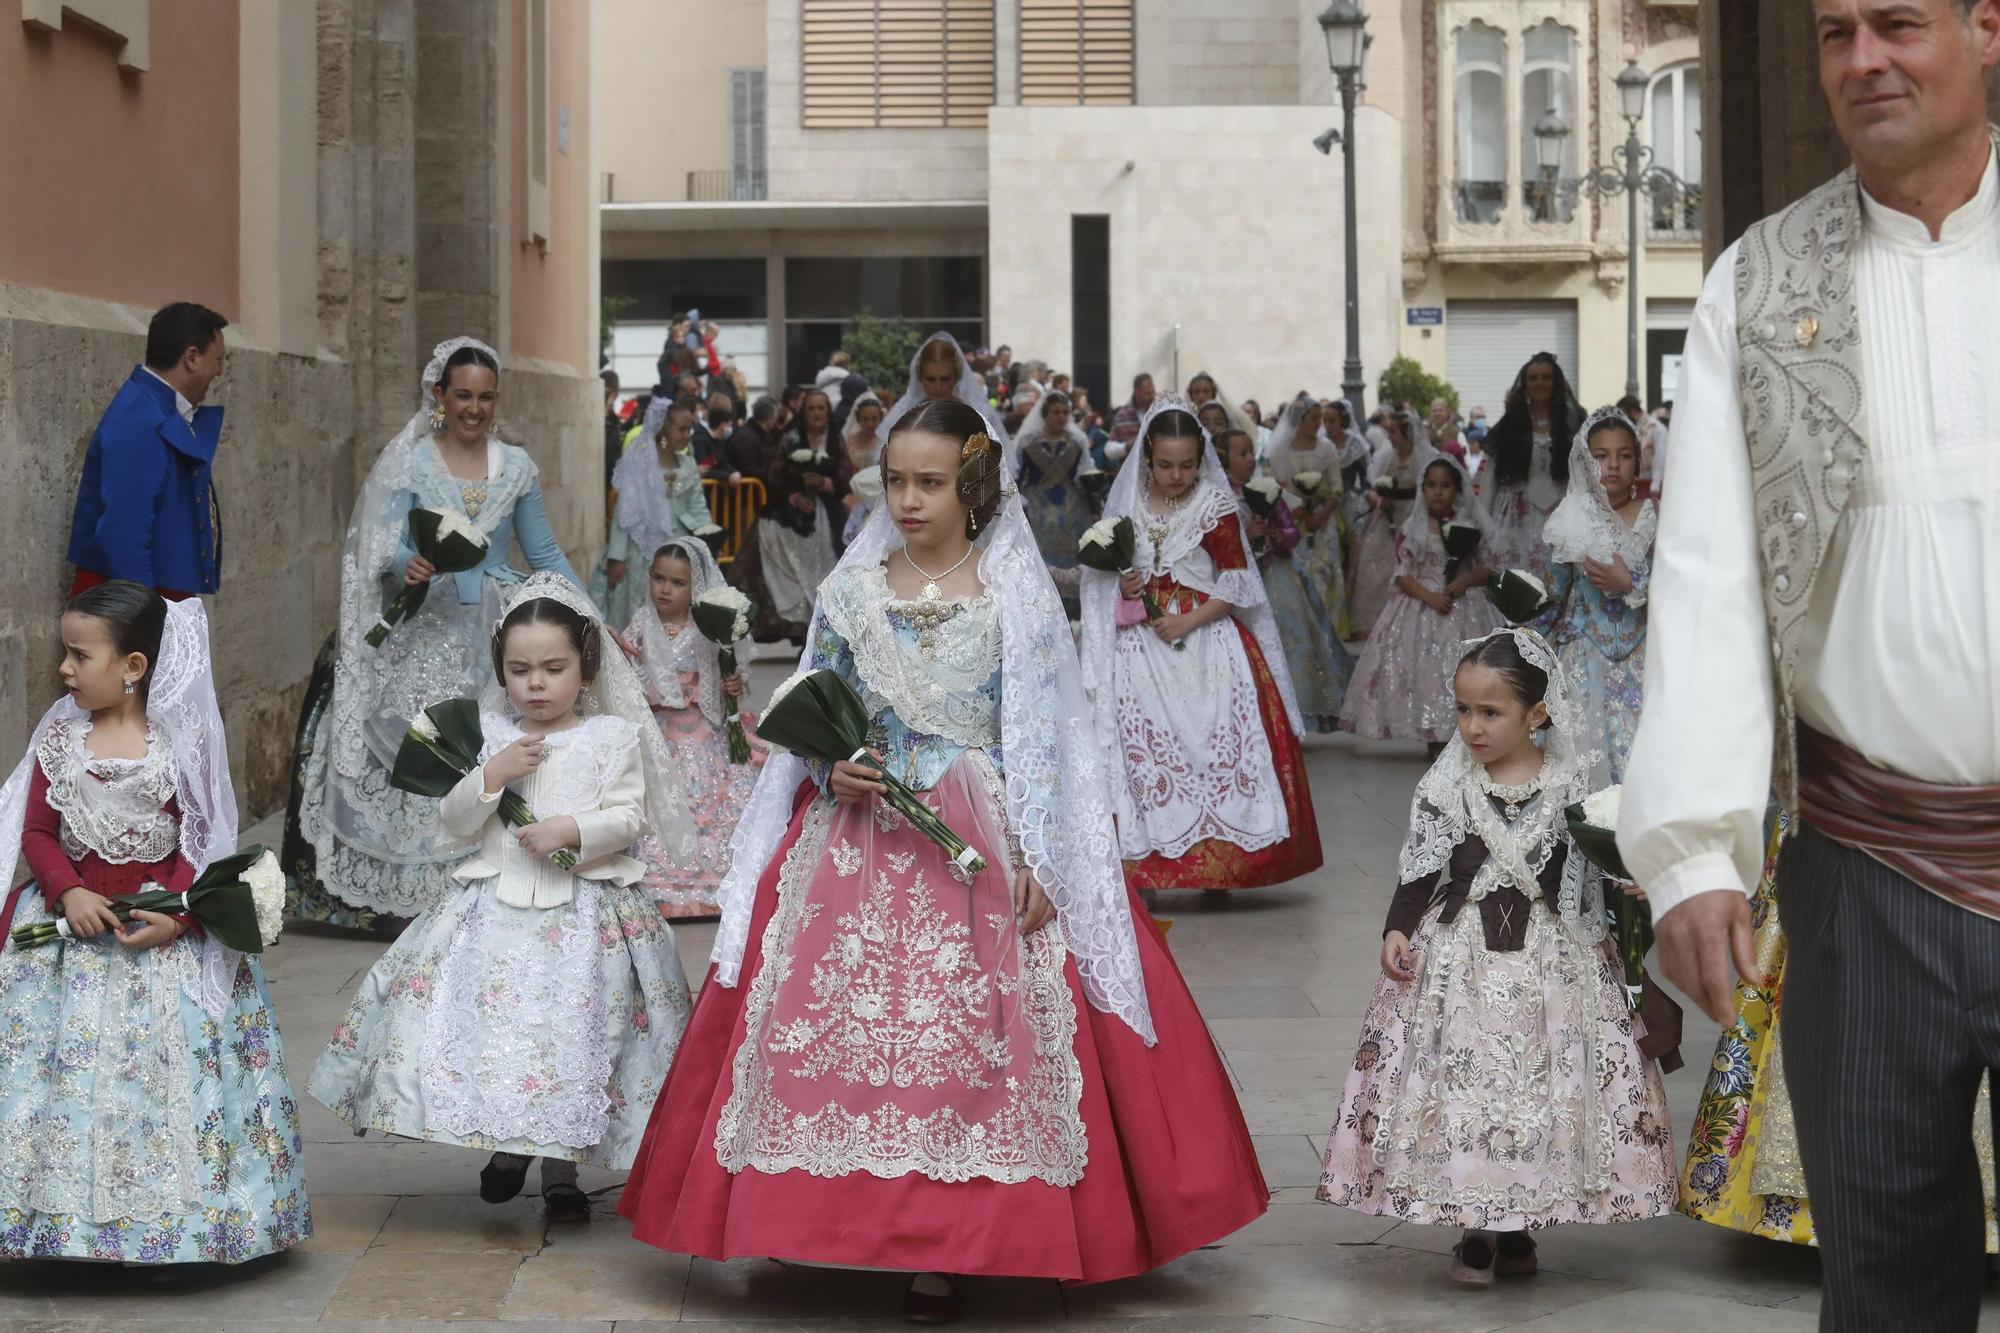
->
xmin=1318 ymin=0 xmax=1369 ymax=425
xmin=1532 ymin=108 xmax=1568 ymax=223
xmin=1545 ymin=59 xmax=1694 ymax=402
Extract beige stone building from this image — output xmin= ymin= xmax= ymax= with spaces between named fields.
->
xmin=1393 ymin=0 xmax=1704 ymax=412
xmin=0 ymin=0 xmax=602 ymax=820
xmin=596 ymin=0 xmax=1406 ymax=415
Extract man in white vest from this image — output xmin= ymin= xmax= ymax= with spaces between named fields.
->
xmin=1622 ymin=1 xmax=2000 ymax=1326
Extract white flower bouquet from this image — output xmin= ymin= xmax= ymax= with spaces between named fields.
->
xmin=692 ymin=586 xmax=758 ymax=763
xmin=11 ymin=846 xmax=285 ymax=952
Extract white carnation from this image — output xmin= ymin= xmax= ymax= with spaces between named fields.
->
xmin=1245 ymin=477 xmax=1282 ymax=502
xmin=1080 ymin=519 xmax=1117 ymax=548
xmin=245 ymin=850 xmax=286 ymax=947
xmin=1294 ymin=470 xmax=1325 ymax=492
xmin=1509 ymin=569 xmax=1548 ymax=599
xmin=410 ymin=712 xmax=440 ymax=743
xmin=1580 ymin=785 xmax=1623 ymax=831
xmin=430 ymin=508 xmax=489 ymax=549
xmin=696 ymin=586 xmax=753 ymax=614
xmin=767 ymin=669 xmax=812 ymax=710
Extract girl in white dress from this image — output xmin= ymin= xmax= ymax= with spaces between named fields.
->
xmin=311 ymin=574 xmax=693 ymax=1222
xmin=1081 ymin=398 xmax=1323 ymax=893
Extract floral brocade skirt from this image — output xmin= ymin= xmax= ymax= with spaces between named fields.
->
xmin=0 ymin=892 xmax=311 ymax=1263
xmin=1262 ymin=552 xmax=1353 ymax=733
xmin=310 ymin=879 xmax=692 ymax=1169
xmin=1339 ymin=586 xmax=1507 ymax=745
xmin=1318 ymin=900 xmax=1677 ymax=1231
xmin=1678 ymin=817 xmax=2000 ymax=1247
xmin=618 ymin=767 xmax=1270 ymax=1282
xmin=636 ymin=703 xmax=768 ymax=918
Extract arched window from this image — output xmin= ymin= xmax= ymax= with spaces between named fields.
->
xmin=1520 ymin=19 xmax=1575 ymax=222
xmin=1454 ymin=21 xmax=1507 ymax=224
xmin=1647 ymin=62 xmax=1701 ymax=235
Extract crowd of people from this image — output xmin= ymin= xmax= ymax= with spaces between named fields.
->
xmin=11 ymin=9 xmax=2000 ymax=1323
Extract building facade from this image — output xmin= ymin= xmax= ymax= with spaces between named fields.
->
xmin=597 ymin=0 xmax=1405 ymax=416
xmin=1394 ymin=0 xmax=1704 ymax=413
xmin=0 ymin=0 xmax=601 ymax=821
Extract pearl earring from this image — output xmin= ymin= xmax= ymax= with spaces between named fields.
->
xmin=122 ymin=679 xmax=135 ymax=695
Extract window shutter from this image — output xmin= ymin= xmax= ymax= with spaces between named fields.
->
xmin=802 ymin=0 xmax=996 ymax=129
xmin=1019 ymin=1 xmax=1133 ymax=106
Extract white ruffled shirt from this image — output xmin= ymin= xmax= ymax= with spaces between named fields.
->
xmin=1622 ymin=152 xmax=2000 ymax=920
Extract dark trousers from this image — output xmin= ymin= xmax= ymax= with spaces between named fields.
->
xmin=1780 ymin=825 xmax=2000 ymax=1332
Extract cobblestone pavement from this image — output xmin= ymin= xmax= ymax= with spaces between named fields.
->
xmin=0 ymin=652 xmax=1986 ymax=1331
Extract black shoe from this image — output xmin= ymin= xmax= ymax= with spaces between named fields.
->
xmin=542 ymin=1181 xmax=591 ymax=1223
xmin=901 ymin=1273 xmax=959 ymax=1324
xmin=479 ymin=1153 xmax=532 ymax=1204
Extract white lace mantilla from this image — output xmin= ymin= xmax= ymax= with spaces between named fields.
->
xmin=820 ymin=566 xmax=1002 ymax=750
xmin=38 ymin=718 xmax=179 ymax=867
xmin=713 ymin=782 xmax=1088 ymax=1186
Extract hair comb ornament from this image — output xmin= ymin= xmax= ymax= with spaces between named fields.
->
xmin=960 ymin=431 xmax=992 ymax=461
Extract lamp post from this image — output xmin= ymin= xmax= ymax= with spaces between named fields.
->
xmin=1542 ymin=60 xmax=1693 ymax=402
xmin=1318 ymin=0 xmax=1368 ymax=425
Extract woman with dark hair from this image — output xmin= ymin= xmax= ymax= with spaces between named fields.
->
xmin=1081 ymin=399 xmax=1323 ymax=893
xmin=286 ymin=338 xmax=585 ymax=933
xmin=1475 ymin=352 xmax=1584 ymax=574
xmin=1014 ymin=388 xmax=1099 ymax=614
xmin=620 ymin=396 xmax=1268 ymax=1318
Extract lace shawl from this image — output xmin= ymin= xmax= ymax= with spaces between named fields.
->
xmin=1542 ymin=406 xmax=1658 ymax=569
xmin=1079 ymin=395 xmax=1304 ymax=739
xmin=714 ymin=408 xmax=1153 ymax=1042
xmin=820 ymin=568 xmax=1004 ymax=750
xmin=1394 ymin=626 xmax=1604 ymax=947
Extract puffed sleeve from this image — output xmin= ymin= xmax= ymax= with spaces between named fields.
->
xmin=1200 ymin=512 xmax=1250 ymax=570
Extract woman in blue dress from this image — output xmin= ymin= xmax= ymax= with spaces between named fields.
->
xmin=1531 ymin=407 xmax=1655 ymax=783
xmin=1012 ymin=389 xmax=1098 ymax=615
xmin=285 ymin=337 xmax=586 ymax=933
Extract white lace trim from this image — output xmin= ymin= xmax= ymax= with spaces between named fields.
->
xmin=1543 ymin=406 xmax=1659 ymax=569
xmin=821 ymin=566 xmax=1002 ymax=751
xmin=712 ymin=791 xmax=1088 ymax=1186
xmin=39 ymin=718 xmax=180 ymax=867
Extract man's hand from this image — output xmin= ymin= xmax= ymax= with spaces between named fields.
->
xmin=1654 ymin=888 xmax=1760 ymax=1024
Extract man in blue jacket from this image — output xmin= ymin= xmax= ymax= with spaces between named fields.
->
xmin=67 ymin=302 xmax=229 ymax=599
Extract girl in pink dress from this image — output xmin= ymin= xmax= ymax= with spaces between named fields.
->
xmin=618 ymin=398 xmax=1266 ymax=1323
xmin=622 ymin=537 xmax=767 ymax=918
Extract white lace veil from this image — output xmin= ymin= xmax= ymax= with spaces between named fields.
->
xmin=484 ymin=572 xmax=694 ymax=862
xmin=623 ymin=537 xmax=739 ymax=728
xmin=611 ymin=398 xmax=694 ymax=558
xmin=1399 ymin=442 xmax=1494 ymax=551
xmin=1263 ymin=398 xmax=1338 ymax=488
xmin=1079 ymin=396 xmax=1304 ymax=738
xmin=713 ymin=406 xmax=1157 ymax=1043
xmin=1013 ymin=391 xmax=1096 ymax=473
xmin=1542 ymin=406 xmax=1657 ymax=568
xmin=0 ymin=598 xmax=241 ymax=1017
xmin=840 ymin=390 xmax=885 ymax=463
xmin=875 ymin=331 xmax=1008 ymax=444
xmin=1394 ymin=625 xmax=1604 ymax=947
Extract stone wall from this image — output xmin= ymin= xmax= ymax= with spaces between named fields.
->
xmin=0 ymin=287 xmax=355 ymax=818
xmin=1134 ymin=0 xmax=1302 ymax=107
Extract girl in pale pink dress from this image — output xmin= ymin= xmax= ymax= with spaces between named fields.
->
xmin=1320 ymin=628 xmax=1676 ymax=1284
xmin=621 ymin=537 xmax=767 ymax=918
xmin=1339 ymin=450 xmax=1505 ymax=749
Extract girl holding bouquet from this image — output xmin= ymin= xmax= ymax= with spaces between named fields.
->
xmin=1344 ymin=407 xmax=1422 ymax=637
xmin=1530 ymin=408 xmax=1655 ymax=784
xmin=594 ymin=398 xmax=715 ymax=631
xmin=1319 ymin=629 xmax=1676 ymax=1283
xmin=622 ymin=538 xmax=768 ymax=918
xmin=1339 ymin=451 xmax=1505 ymax=751
xmin=1223 ymin=428 xmax=1352 ymax=730
xmin=1079 ymin=399 xmax=1323 ymax=893
xmin=619 ymin=399 xmax=1266 ymax=1321
xmin=310 ymin=574 xmax=693 ymax=1222
xmin=1265 ymin=398 xmax=1358 ymax=640
xmin=0 ymin=582 xmax=310 ymax=1263
xmin=287 ymin=337 xmax=585 ymax=934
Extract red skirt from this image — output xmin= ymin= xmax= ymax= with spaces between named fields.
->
xmin=1123 ymin=620 xmax=1324 ymax=892
xmin=618 ymin=786 xmax=1269 ymax=1283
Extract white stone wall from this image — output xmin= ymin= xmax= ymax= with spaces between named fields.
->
xmin=988 ymin=103 xmax=1404 ymax=413
xmin=1134 ymin=0 xmax=1303 ymax=106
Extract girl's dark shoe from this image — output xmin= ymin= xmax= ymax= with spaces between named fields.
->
xmin=478 ymin=1152 xmax=532 ymax=1204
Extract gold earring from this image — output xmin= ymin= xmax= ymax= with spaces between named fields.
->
xmin=122 ymin=679 xmax=135 ymax=695
xmin=429 ymin=402 xmax=447 ymax=432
